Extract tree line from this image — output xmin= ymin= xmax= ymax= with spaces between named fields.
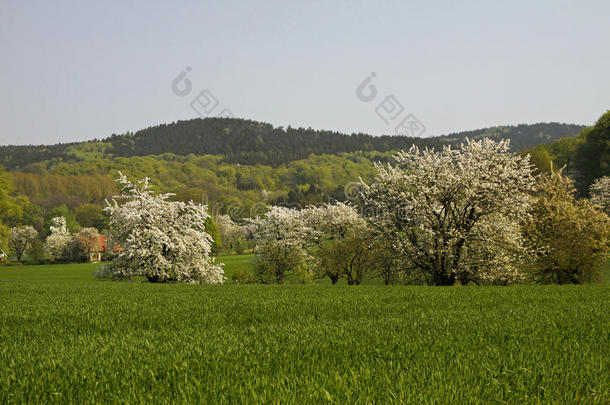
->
xmin=0 ymin=118 xmax=584 ymax=170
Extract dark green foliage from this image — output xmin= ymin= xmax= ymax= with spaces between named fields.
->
xmin=75 ymin=203 xmax=107 ymax=231
xmin=1 ymin=264 xmax=609 ymax=403
xmin=27 ymin=239 xmax=46 ymax=263
xmin=0 ymin=118 xmax=585 ymax=170
xmin=314 ymin=236 xmax=371 ymax=285
xmin=525 ymin=111 xmax=610 ymax=194
xmin=573 ymin=110 xmax=610 ymax=192
xmin=42 ymin=205 xmax=80 ymax=236
xmin=253 ymin=244 xmax=307 ymax=284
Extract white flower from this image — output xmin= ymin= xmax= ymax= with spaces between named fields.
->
xmin=590 ymin=176 xmax=610 ymax=215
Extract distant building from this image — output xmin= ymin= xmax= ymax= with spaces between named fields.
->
xmin=91 ymin=235 xmax=120 ymax=262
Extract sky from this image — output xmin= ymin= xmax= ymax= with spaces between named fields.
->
xmin=0 ymin=0 xmax=609 ymax=145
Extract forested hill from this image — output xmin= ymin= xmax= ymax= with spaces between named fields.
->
xmin=0 ymin=118 xmax=585 ymax=170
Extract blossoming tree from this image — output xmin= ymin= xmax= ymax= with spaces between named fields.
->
xmin=9 ymin=226 xmax=38 ymax=263
xmin=75 ymin=227 xmax=102 ymax=261
xmin=98 ymin=174 xmax=223 ymax=284
xmin=216 ymin=214 xmax=248 ymax=253
xmin=361 ymin=139 xmax=537 ymax=285
xmin=306 ymin=202 xmax=371 ymax=284
xmin=590 ymin=176 xmax=610 ymax=215
xmin=250 ymin=206 xmax=316 ymax=283
xmin=44 ymin=217 xmax=72 ymax=261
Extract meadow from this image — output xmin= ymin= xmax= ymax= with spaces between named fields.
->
xmin=1 ymin=261 xmax=609 ymax=404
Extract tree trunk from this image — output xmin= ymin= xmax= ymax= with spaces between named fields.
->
xmin=432 ymin=270 xmax=455 ymax=286
xmin=330 ymin=275 xmax=339 ymax=284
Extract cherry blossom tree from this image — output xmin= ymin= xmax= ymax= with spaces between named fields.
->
xmin=361 ymin=139 xmax=537 ymax=285
xmin=9 ymin=226 xmax=38 ymax=263
xmin=44 ymin=217 xmax=72 ymax=261
xmin=97 ymin=173 xmax=223 ymax=284
xmin=590 ymin=176 xmax=610 ymax=215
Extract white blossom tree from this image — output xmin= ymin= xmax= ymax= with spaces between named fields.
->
xmin=9 ymin=226 xmax=38 ymax=263
xmin=44 ymin=217 xmax=72 ymax=261
xmin=361 ymin=139 xmax=537 ymax=285
xmin=590 ymin=176 xmax=610 ymax=215
xmin=98 ymin=174 xmax=224 ymax=284
xmin=250 ymin=206 xmax=316 ymax=283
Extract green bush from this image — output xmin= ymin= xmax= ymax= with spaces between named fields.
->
xmin=231 ymin=267 xmax=256 ymax=284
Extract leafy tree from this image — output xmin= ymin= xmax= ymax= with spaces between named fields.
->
xmin=314 ymin=234 xmax=371 ymax=285
xmin=20 ymin=201 xmax=44 ymax=231
xmin=28 ymin=239 xmax=45 ymax=263
xmin=523 ymin=169 xmax=610 ymax=284
xmin=361 ymin=139 xmax=537 ymax=285
xmin=573 ymin=110 xmax=610 ymax=192
xmin=205 ymin=216 xmax=222 ymax=254
xmin=8 ymin=226 xmax=38 ymax=262
xmin=75 ymin=204 xmax=108 ymax=230
xmin=97 ymin=174 xmax=224 ymax=284
xmin=307 ymin=203 xmax=371 ymax=285
xmin=0 ymin=165 xmax=24 ymax=250
xmin=368 ymin=236 xmax=403 ymax=285
xmin=43 ymin=205 xmax=80 ymax=236
xmin=526 ymin=147 xmax=553 ymax=174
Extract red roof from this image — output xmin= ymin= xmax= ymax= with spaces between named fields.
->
xmin=99 ymin=235 xmax=121 ymax=252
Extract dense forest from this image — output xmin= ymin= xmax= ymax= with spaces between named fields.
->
xmin=0 ymin=118 xmax=585 ymax=170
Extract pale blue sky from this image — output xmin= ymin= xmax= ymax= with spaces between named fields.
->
xmin=1 ymin=0 xmax=609 ymax=145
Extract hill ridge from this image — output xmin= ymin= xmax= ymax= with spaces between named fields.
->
xmin=0 ymin=117 xmax=586 ymax=170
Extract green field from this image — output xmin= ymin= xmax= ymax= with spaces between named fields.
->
xmin=1 ymin=263 xmax=609 ymax=403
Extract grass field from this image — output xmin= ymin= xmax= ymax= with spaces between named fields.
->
xmin=1 ymin=262 xmax=609 ymax=403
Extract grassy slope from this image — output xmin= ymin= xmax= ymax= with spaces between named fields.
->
xmin=1 ymin=264 xmax=609 ymax=403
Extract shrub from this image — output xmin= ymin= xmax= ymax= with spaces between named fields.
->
xmin=231 ymin=267 xmax=256 ymax=284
